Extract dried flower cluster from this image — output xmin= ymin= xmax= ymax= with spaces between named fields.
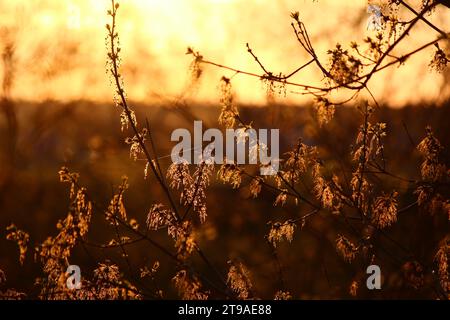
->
xmin=435 ymin=241 xmax=450 ymax=296
xmin=283 ymin=140 xmax=318 ymax=183
xmin=5 ymin=224 xmax=29 ymax=266
xmin=371 ymin=192 xmax=398 ymax=229
xmin=336 ymin=235 xmax=359 ymax=263
xmin=227 ymin=261 xmax=253 ymax=299
xmin=34 ymin=168 xmax=93 ymax=299
xmin=350 ymin=105 xmax=388 ymax=214
xmin=261 ymin=75 xmax=287 ymax=99
xmin=0 ymin=269 xmax=25 ymax=300
xmin=1 ymin=0 xmax=449 ymax=300
xmin=167 ymin=161 xmax=213 ymax=224
xmin=218 ymin=163 xmax=242 ymax=189
xmin=147 ymin=204 xmax=176 ymax=235
xmin=91 ymin=262 xmax=141 ymax=300
xmin=402 ymin=261 xmax=425 ymax=290
xmin=267 ymin=220 xmax=296 ymax=247
xmin=172 ymin=270 xmax=208 ymax=300
xmin=274 ymin=189 xmax=289 ymax=207
xmin=274 ymin=290 xmax=292 ymax=300
xmin=417 ymin=126 xmax=446 ymax=182
xmin=415 ymin=127 xmax=448 ymax=220
xmin=349 ymin=280 xmax=359 ymax=297
xmin=125 ymin=129 xmax=147 ymax=161
xmin=218 ymin=76 xmax=238 ymax=129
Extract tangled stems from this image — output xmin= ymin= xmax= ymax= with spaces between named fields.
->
xmin=192 ymin=1 xmax=448 ymax=108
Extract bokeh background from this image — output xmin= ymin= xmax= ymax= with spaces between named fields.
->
xmin=0 ymin=0 xmax=449 ymax=299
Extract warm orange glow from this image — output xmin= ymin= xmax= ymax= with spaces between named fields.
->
xmin=0 ymin=0 xmax=448 ymax=106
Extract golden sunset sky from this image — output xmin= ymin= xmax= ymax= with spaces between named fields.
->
xmin=0 ymin=0 xmax=448 ymax=107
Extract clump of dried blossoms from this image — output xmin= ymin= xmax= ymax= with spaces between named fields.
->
xmin=336 ymin=235 xmax=359 ymax=263
xmin=2 ymin=0 xmax=448 ymax=300
xmin=429 ymin=43 xmax=449 ymax=73
xmin=267 ymin=220 xmax=297 ymax=248
xmin=167 ymin=160 xmax=213 ymax=224
xmin=172 ymin=270 xmax=209 ymax=300
xmin=434 ymin=240 xmax=449 ymax=296
xmin=218 ymin=76 xmax=239 ymax=129
xmin=0 ymin=269 xmax=25 ymax=300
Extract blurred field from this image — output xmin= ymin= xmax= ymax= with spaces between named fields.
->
xmin=0 ymin=99 xmax=448 ymax=298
